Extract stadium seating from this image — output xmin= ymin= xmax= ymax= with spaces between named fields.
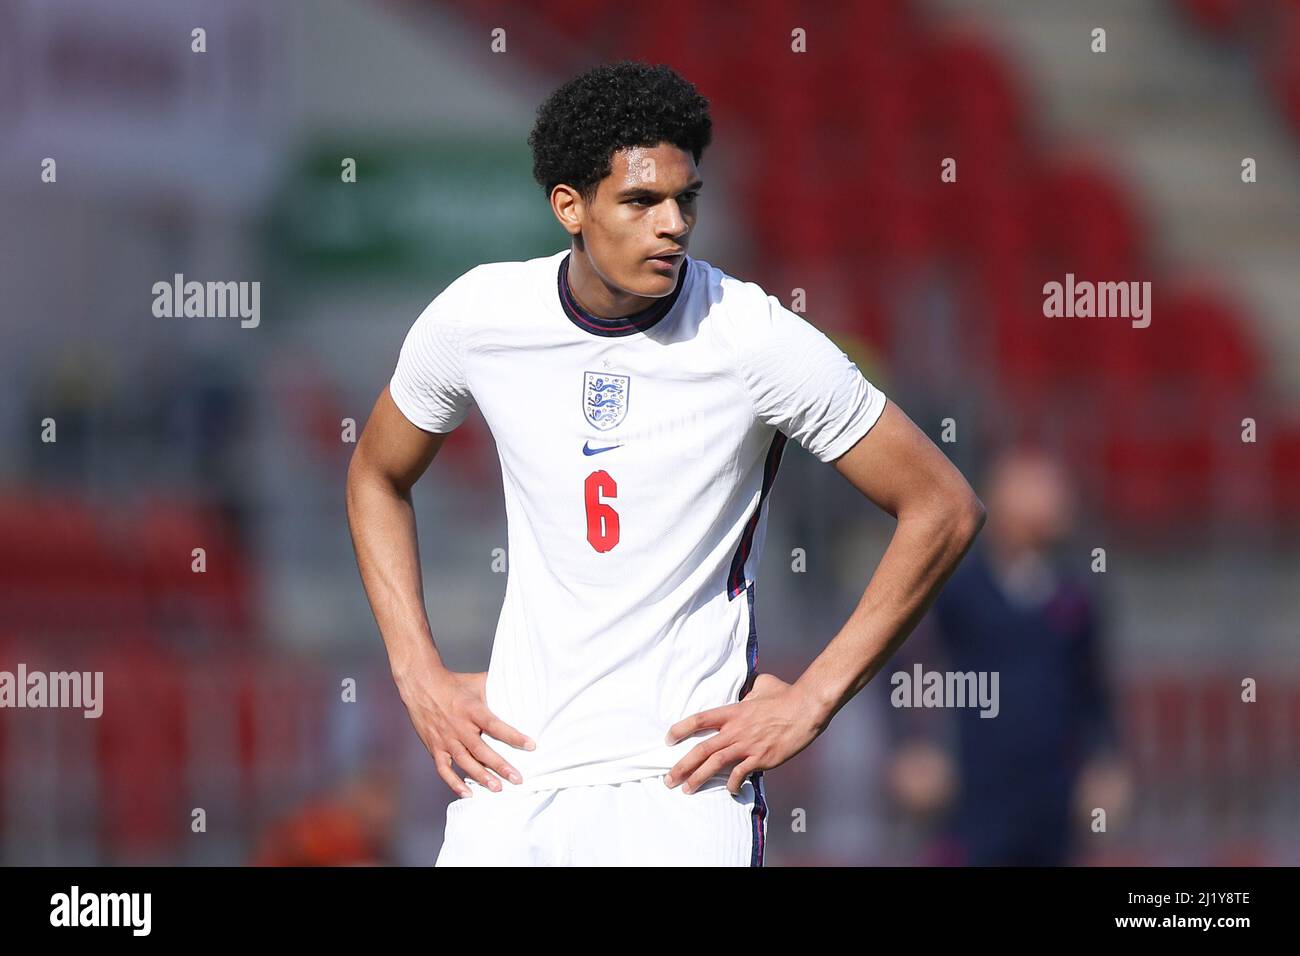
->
xmin=0 ymin=488 xmax=254 ymax=642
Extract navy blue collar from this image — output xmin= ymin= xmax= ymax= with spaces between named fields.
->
xmin=557 ymin=252 xmax=687 ymax=337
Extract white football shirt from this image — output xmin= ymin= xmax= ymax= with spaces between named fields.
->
xmin=389 ymin=247 xmax=888 ymax=793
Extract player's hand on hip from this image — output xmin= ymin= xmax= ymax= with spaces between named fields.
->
xmin=398 ymin=666 xmax=536 ymax=799
xmin=663 ymin=673 xmax=821 ymax=796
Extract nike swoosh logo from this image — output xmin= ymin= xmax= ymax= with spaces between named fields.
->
xmin=583 ymin=441 xmax=623 ymax=456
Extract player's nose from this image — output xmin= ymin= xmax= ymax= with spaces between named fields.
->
xmin=657 ymin=199 xmax=690 ymax=238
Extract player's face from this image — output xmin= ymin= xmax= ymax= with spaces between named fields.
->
xmin=583 ymin=143 xmax=701 ymax=298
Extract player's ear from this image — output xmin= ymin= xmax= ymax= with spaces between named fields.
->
xmin=550 ymin=184 xmax=584 ymax=236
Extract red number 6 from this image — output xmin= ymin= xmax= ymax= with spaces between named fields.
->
xmin=584 ymin=469 xmax=620 ymax=552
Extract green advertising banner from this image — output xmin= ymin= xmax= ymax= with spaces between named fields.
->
xmin=269 ymin=138 xmax=561 ymax=283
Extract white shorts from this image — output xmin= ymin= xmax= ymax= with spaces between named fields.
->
xmin=434 ymin=771 xmax=768 ymax=866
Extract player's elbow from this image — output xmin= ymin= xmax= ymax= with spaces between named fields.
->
xmin=897 ymin=473 xmax=985 ymax=542
xmin=946 ymin=486 xmax=986 ymax=546
xmin=913 ymin=478 xmax=984 ymax=549
xmin=962 ymin=492 xmax=987 ymax=541
xmin=898 ymin=479 xmax=983 ymax=554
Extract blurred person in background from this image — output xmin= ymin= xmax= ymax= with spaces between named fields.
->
xmin=886 ymin=446 xmax=1132 ymax=865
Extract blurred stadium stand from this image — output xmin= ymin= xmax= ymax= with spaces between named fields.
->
xmin=0 ymin=0 xmax=1296 ymax=864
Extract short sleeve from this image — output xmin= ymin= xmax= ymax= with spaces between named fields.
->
xmin=721 ymin=285 xmax=888 ymax=463
xmin=388 ymin=273 xmax=476 ymax=434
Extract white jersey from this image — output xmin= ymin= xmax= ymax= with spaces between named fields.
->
xmin=389 ymin=247 xmax=887 ymax=793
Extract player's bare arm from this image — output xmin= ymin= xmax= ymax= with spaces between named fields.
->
xmin=346 ymin=385 xmax=536 ymax=800
xmin=665 ymin=398 xmax=986 ymax=795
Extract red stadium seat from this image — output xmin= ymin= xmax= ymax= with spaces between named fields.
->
xmin=1268 ymin=3 xmax=1300 ymax=135
xmin=1270 ymin=419 xmax=1300 ymax=523
xmin=913 ymin=30 xmax=1031 ymax=176
xmin=0 ymin=490 xmax=151 ymax=634
xmin=94 ymin=641 xmax=188 ymax=860
xmin=1100 ymin=400 xmax=1216 ymax=538
xmin=1030 ymin=155 xmax=1146 ymax=278
xmin=1178 ymin=0 xmax=1251 ymax=35
xmin=1159 ymin=279 xmax=1262 ymax=406
xmin=138 ymin=496 xmax=254 ymax=639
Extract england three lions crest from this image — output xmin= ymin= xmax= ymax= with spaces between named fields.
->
xmin=583 ymin=371 xmax=630 ymax=431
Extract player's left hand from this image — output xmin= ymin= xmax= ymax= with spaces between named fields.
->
xmin=663 ymin=673 xmax=823 ymax=796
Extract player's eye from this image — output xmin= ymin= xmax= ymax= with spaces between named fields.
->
xmin=628 ymin=193 xmax=698 ymax=206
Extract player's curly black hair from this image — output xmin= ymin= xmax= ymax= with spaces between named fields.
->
xmin=528 ymin=61 xmax=713 ymax=203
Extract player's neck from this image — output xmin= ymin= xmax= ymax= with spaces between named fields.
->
xmin=565 ymin=248 xmax=657 ymax=318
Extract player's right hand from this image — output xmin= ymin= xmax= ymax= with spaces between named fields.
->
xmin=399 ymin=667 xmax=536 ymax=799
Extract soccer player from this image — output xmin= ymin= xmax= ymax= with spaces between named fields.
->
xmin=346 ymin=61 xmax=986 ymax=866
